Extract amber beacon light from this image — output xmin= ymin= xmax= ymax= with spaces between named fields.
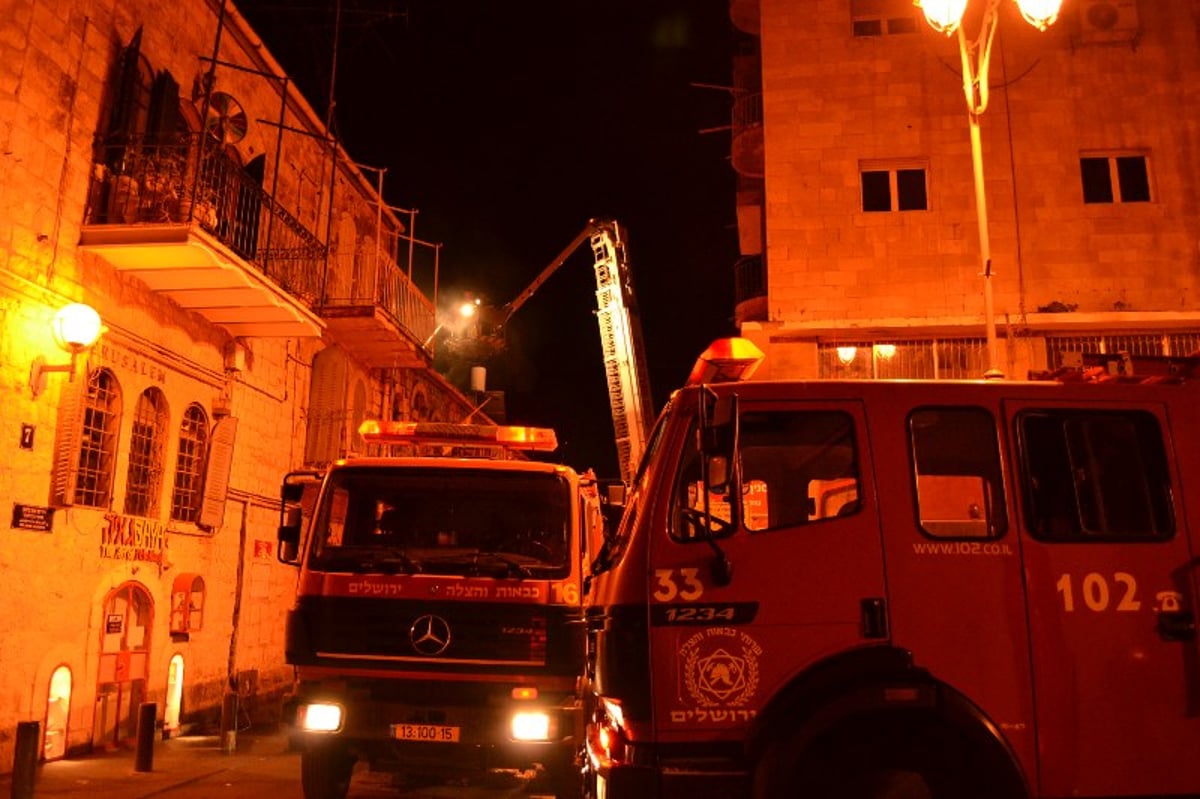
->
xmin=30 ymin=302 xmax=104 ymax=398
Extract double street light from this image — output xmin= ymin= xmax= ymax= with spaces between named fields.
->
xmin=917 ymin=0 xmax=1063 ymax=378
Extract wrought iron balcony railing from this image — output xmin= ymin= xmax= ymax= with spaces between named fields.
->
xmin=85 ymin=133 xmax=325 ymax=305
xmin=83 ymin=134 xmax=436 ymax=353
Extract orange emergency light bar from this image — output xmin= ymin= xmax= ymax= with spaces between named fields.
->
xmin=686 ymin=337 xmax=765 ymax=385
xmin=358 ymin=420 xmax=559 ymax=452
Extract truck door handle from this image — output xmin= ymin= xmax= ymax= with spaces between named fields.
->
xmin=861 ymin=598 xmax=888 ymax=639
xmin=1157 ymin=610 xmax=1196 ymax=642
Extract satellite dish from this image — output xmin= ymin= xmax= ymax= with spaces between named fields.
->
xmin=204 ymin=91 xmax=248 ymax=144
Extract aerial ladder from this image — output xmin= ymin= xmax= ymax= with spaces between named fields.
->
xmin=497 ymin=219 xmax=655 ymax=484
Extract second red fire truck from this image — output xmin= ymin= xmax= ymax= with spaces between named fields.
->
xmin=583 ymin=339 xmax=1200 ymax=798
xmin=277 ymin=421 xmax=602 ymax=798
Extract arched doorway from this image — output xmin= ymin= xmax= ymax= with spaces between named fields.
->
xmin=95 ymin=582 xmax=153 ymax=747
xmin=164 ymin=654 xmax=184 ymax=737
xmin=43 ymin=666 xmax=72 ymax=760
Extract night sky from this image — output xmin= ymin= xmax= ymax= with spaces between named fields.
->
xmin=235 ymin=0 xmax=739 ymax=477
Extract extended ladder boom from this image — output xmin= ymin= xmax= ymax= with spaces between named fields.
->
xmin=501 ymin=219 xmax=655 ymax=483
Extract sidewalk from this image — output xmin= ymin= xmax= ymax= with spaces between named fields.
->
xmin=0 ymin=725 xmax=297 ymax=798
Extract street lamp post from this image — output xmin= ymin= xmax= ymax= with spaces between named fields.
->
xmin=917 ymin=0 xmax=1062 ymax=379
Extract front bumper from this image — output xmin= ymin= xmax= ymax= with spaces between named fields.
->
xmin=289 ymin=689 xmax=581 ymax=777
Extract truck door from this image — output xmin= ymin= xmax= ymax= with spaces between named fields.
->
xmin=872 ymin=402 xmax=1037 ymax=779
xmin=1004 ymin=398 xmax=1200 ymax=795
xmin=646 ymin=400 xmax=886 ymax=744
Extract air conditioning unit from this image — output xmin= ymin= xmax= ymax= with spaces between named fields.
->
xmin=1077 ymin=0 xmax=1139 ymax=44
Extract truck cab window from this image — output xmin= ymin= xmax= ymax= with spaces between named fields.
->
xmin=1018 ymin=410 xmax=1173 ymax=541
xmin=672 ymin=409 xmax=860 ymax=540
xmin=909 ymin=407 xmax=1006 ymax=538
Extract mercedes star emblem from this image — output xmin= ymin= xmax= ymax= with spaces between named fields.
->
xmin=409 ymin=614 xmax=452 ymax=656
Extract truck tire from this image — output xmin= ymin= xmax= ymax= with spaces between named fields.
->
xmin=753 ymin=713 xmax=1023 ymax=799
xmin=300 ymin=742 xmax=355 ymax=799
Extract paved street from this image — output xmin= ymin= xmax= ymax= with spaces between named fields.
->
xmin=0 ymin=726 xmax=555 ymax=798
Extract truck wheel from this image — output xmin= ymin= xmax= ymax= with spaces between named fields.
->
xmin=753 ymin=714 xmax=1023 ymax=799
xmin=300 ymin=743 xmax=355 ymax=799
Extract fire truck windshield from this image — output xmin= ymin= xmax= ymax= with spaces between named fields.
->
xmin=306 ymin=466 xmax=572 ymax=577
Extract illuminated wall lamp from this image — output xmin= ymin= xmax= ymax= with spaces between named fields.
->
xmin=30 ymin=303 xmax=104 ymax=399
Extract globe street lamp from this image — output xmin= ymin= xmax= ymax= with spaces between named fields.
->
xmin=917 ymin=0 xmax=1062 ymax=378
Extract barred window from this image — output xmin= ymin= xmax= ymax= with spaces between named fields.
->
xmin=75 ymin=369 xmax=122 ymax=508
xmin=819 ymin=339 xmax=988 ymax=379
xmin=125 ymin=388 xmax=169 ymax=518
xmin=171 ymin=404 xmax=209 ymax=522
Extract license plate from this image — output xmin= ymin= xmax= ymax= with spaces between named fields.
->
xmin=390 ymin=723 xmax=461 ymax=743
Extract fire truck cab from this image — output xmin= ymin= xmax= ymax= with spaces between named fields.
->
xmin=277 ymin=421 xmax=601 ymax=799
xmin=584 ymin=339 xmax=1200 ymax=798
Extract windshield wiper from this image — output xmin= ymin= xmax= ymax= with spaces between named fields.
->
xmin=422 ymin=550 xmax=533 ymax=579
xmin=320 ymin=546 xmax=422 ymax=575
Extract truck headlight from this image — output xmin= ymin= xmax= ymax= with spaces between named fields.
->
xmin=511 ymin=710 xmax=551 ymax=741
xmin=297 ymin=702 xmax=343 ymax=733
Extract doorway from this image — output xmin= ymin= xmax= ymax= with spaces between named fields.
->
xmin=164 ymin=654 xmax=184 ymax=737
xmin=43 ymin=666 xmax=72 ymax=760
xmin=95 ymin=582 xmax=153 ymax=747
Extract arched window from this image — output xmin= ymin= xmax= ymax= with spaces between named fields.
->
xmin=171 ymin=404 xmax=209 ymax=522
xmin=74 ymin=369 xmax=122 ymax=508
xmin=125 ymin=387 xmax=169 ymax=517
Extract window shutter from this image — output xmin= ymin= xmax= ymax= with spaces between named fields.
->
xmin=198 ymin=416 xmax=238 ymax=531
xmin=50 ymin=373 xmax=87 ymax=506
xmin=106 ymin=27 xmax=143 ymax=150
xmin=305 ymin=349 xmax=348 ymax=465
xmin=146 ymin=69 xmax=180 ymax=145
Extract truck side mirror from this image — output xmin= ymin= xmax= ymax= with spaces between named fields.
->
xmin=278 ymin=505 xmax=302 ymax=565
xmin=699 ymin=390 xmax=738 ymax=496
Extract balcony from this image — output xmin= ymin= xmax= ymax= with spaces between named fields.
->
xmin=80 ymin=133 xmax=326 ymax=338
xmin=319 ymin=239 xmax=437 ymax=369
xmin=731 ymin=92 xmax=764 ymax=178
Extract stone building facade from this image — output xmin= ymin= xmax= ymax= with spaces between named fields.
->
xmin=0 ymin=0 xmax=479 ymax=770
xmin=729 ymin=0 xmax=1200 ymax=379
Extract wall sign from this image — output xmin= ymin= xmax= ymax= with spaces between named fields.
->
xmin=99 ymin=513 xmax=166 ymax=564
xmin=11 ymin=503 xmax=54 ymax=532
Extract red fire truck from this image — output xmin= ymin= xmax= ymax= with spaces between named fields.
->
xmin=583 ymin=339 xmax=1200 ymax=798
xmin=277 ymin=421 xmax=602 ymax=799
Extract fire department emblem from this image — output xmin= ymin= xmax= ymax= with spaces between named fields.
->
xmin=410 ymin=614 xmax=452 ymax=656
xmin=681 ymin=628 xmax=761 ymax=708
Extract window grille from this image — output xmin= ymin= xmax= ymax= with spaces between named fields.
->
xmin=1045 ymin=333 xmax=1176 ymax=367
xmin=75 ymin=370 xmax=121 ymax=508
xmin=171 ymin=404 xmax=209 ymax=522
xmin=1169 ymin=332 xmax=1200 ymax=356
xmin=819 ymin=339 xmax=988 ymax=379
xmin=125 ymin=388 xmax=169 ymax=517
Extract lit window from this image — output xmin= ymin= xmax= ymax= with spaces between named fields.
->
xmin=75 ymin=369 xmax=122 ymax=508
xmin=125 ymin=388 xmax=169 ymax=517
xmin=1080 ymin=154 xmax=1150 ymax=204
xmin=171 ymin=404 xmax=209 ymax=522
